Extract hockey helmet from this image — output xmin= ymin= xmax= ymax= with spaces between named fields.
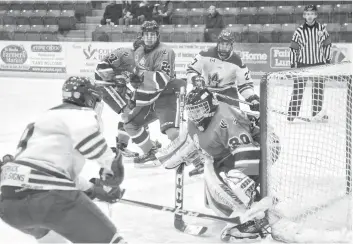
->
xmin=217 ymin=29 xmax=235 ymax=60
xmin=186 ymin=88 xmax=219 ymax=131
xmin=141 ymin=20 xmax=160 ymax=52
xmin=62 ymin=76 xmax=102 ymax=109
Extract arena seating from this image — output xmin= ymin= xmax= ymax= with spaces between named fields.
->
xmin=0 ymin=1 xmax=351 ymax=43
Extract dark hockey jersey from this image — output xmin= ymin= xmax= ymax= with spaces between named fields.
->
xmin=188 ymin=102 xmax=260 ymax=172
xmin=133 ymin=43 xmax=176 ymax=106
xmin=95 ymin=48 xmax=135 ymax=114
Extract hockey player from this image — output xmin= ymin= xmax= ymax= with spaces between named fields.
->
xmin=186 ymin=29 xmax=260 ymax=111
xmin=95 ymin=46 xmax=164 ymax=166
xmin=132 ymin=20 xmax=186 ymax=143
xmin=158 ymin=88 xmax=272 ymax=241
xmin=0 ymin=77 xmax=126 ymax=243
xmin=96 ymin=20 xmax=186 ymax=165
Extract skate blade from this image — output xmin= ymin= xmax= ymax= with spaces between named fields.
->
xmin=134 ymin=159 xmax=162 ymax=168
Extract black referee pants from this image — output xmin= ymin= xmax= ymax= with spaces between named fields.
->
xmin=287 ymin=62 xmax=326 ymax=121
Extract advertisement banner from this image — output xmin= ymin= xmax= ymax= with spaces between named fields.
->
xmin=65 ymin=42 xmax=351 ymax=80
xmin=0 ymin=42 xmax=66 ymax=73
xmin=0 ymin=41 xmax=350 ymax=80
xmin=66 ymin=42 xmax=132 ymax=78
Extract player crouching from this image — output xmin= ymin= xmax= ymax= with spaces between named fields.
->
xmin=157 ymin=88 xmax=271 ymax=241
xmin=0 ymin=77 xmax=126 ymax=243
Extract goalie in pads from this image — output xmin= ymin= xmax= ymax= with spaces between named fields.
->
xmin=157 ymin=88 xmax=273 ymax=241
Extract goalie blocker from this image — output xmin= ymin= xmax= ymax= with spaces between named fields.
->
xmin=156 ymin=88 xmax=277 ymax=241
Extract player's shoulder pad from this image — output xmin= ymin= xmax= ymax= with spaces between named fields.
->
xmin=227 ymin=52 xmax=246 ymax=68
xmin=199 ymin=46 xmax=217 ymax=58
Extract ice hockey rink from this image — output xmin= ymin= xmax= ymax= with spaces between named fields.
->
xmin=0 ymin=76 xmax=263 ymax=244
xmin=0 ymin=76 xmax=351 ymax=243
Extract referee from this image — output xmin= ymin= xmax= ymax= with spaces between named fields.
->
xmin=287 ymin=5 xmax=332 ymax=122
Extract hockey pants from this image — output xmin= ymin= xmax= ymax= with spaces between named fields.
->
xmin=0 ymin=189 xmax=123 ymax=243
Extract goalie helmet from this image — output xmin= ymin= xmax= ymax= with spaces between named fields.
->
xmin=186 ymin=88 xmax=219 ymax=131
xmin=62 ymin=76 xmax=102 ymax=109
xmin=141 ymin=20 xmax=160 ymax=52
xmin=217 ymin=29 xmax=235 ymax=60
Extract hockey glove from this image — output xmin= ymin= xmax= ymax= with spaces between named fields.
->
xmin=87 ymin=178 xmax=125 ymax=203
xmin=101 ymin=154 xmax=125 ymax=187
xmin=245 ymin=94 xmax=260 ymax=111
xmin=96 ymin=67 xmax=116 ymax=81
xmin=2 ymin=154 xmax=14 ymax=163
xmin=248 ymin=115 xmax=260 ymax=145
xmin=130 ymin=73 xmax=143 ymax=89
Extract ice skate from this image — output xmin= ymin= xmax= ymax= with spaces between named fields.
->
xmin=112 ymin=139 xmax=139 ymax=163
xmin=134 ymin=145 xmax=161 ymax=167
xmin=220 ymin=218 xmax=269 ymax=242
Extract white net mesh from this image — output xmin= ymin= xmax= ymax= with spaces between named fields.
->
xmin=260 ymin=62 xmax=352 ymax=243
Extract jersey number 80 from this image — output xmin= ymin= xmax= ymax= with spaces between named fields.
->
xmin=228 ymin=133 xmax=251 ymax=150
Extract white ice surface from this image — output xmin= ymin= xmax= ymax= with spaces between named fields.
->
xmin=0 ymin=77 xmax=268 ymax=244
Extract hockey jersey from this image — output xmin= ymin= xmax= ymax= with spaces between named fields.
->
xmin=186 ymin=47 xmax=255 ymax=99
xmin=0 ymin=103 xmax=116 ymax=191
xmin=187 ymin=102 xmax=260 ymax=172
xmin=95 ymin=48 xmax=136 ymax=114
xmin=133 ymin=43 xmax=176 ymax=106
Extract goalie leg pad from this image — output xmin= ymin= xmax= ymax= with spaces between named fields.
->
xmin=204 ymin=162 xmax=257 ymax=217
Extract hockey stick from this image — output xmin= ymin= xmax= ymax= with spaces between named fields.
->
xmin=214 ymin=93 xmax=314 ymax=122
xmin=213 ymin=93 xmax=259 ymax=117
xmin=174 ymin=87 xmax=208 ymax=236
xmin=118 ymin=198 xmax=242 ymax=225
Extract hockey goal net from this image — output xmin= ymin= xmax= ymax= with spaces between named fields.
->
xmin=260 ymin=62 xmax=352 ymax=242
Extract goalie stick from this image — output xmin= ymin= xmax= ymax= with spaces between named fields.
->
xmin=118 ymin=197 xmax=242 ymax=225
xmin=174 ymin=86 xmax=208 ymax=236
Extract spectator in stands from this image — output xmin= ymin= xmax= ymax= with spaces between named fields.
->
xmin=101 ymin=1 xmax=123 ymax=26
xmin=135 ymin=0 xmax=154 ymax=24
xmin=152 ymin=0 xmax=174 ymax=25
xmin=204 ymin=5 xmax=225 ymax=42
xmin=119 ymin=0 xmax=139 ymax=25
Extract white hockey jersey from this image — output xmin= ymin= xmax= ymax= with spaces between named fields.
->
xmin=186 ymin=47 xmax=255 ymax=99
xmin=0 ymin=103 xmax=115 ymax=191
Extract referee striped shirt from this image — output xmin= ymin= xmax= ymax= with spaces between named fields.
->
xmin=290 ymin=21 xmax=332 ymax=67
